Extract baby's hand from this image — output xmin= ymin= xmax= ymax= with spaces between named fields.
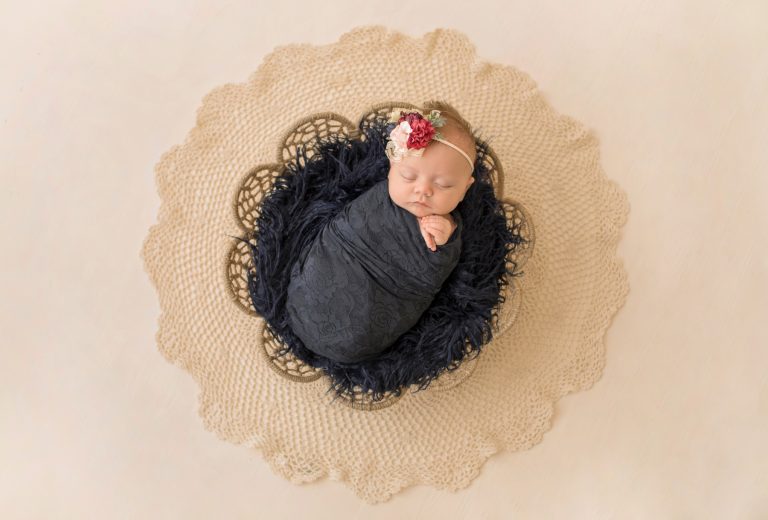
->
xmin=418 ymin=214 xmax=457 ymax=252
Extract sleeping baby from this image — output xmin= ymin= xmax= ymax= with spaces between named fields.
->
xmin=285 ymin=105 xmax=477 ymax=363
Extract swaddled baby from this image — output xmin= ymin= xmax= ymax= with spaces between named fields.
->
xmin=285 ymin=105 xmax=477 ymax=363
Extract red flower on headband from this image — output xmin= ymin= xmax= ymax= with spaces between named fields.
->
xmin=396 ymin=111 xmax=436 ymax=150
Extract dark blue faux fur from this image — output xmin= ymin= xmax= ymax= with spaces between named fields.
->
xmin=234 ymin=116 xmax=526 ymax=403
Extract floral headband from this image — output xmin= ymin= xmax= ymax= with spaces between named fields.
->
xmin=385 ymin=109 xmax=475 ymax=172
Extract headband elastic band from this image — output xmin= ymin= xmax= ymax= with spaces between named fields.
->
xmin=433 ymin=137 xmax=475 ymax=172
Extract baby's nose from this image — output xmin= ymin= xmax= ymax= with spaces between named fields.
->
xmin=415 ymin=186 xmax=432 ymax=197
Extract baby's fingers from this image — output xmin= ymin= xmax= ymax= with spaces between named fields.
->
xmin=423 ymin=223 xmax=448 ymax=238
xmin=426 ymin=232 xmax=436 ymax=251
xmin=418 ymin=222 xmax=437 ymax=251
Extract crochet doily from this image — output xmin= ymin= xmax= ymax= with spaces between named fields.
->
xmin=140 ymin=25 xmax=630 ymax=503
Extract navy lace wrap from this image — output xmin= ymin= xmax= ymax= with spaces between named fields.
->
xmin=285 ymin=179 xmax=464 ymax=363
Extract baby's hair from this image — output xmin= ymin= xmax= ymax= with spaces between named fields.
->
xmin=420 ymin=99 xmax=480 ymax=164
xmin=421 ymin=99 xmax=474 ymax=138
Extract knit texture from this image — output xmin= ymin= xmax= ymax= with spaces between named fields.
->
xmin=140 ymin=25 xmax=630 ymax=504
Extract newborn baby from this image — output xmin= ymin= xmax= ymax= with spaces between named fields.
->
xmin=388 ymin=111 xmax=476 ymax=252
xmin=285 ymin=106 xmax=477 ymax=363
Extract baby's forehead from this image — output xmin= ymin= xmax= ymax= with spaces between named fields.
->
xmin=430 ymin=146 xmax=471 ymax=176
xmin=399 ymin=159 xmax=464 ymax=179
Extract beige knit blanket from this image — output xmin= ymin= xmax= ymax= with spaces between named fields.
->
xmin=140 ymin=25 xmax=629 ymax=503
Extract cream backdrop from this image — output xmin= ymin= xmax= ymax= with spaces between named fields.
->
xmin=1 ymin=1 xmax=766 ymax=518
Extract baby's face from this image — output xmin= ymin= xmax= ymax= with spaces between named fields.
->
xmin=387 ymin=140 xmax=475 ymax=217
